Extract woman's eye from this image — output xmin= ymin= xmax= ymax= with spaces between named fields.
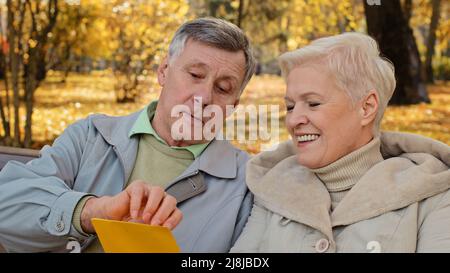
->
xmin=286 ymin=105 xmax=294 ymax=112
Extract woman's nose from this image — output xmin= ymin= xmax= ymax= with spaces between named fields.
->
xmin=286 ymin=108 xmax=308 ymax=129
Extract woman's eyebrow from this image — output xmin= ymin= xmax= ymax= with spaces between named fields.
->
xmin=284 ymin=96 xmax=294 ymax=103
xmin=285 ymin=92 xmax=323 ymax=102
xmin=299 ymin=91 xmax=323 ymax=99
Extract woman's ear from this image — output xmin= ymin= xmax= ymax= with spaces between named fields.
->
xmin=360 ymin=90 xmax=379 ymax=126
xmin=157 ymin=57 xmax=169 ymax=87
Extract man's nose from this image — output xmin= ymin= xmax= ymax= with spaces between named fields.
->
xmin=194 ymin=83 xmax=213 ymax=106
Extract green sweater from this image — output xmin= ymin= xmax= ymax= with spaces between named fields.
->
xmin=128 ymin=134 xmax=195 ymax=187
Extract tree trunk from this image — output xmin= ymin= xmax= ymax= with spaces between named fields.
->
xmin=0 ymin=10 xmax=11 ymax=140
xmin=364 ymin=0 xmax=430 ymax=105
xmin=402 ymin=0 xmax=413 ymax=23
xmin=209 ymin=0 xmax=220 ymax=17
xmin=0 ymin=57 xmax=11 ymax=142
xmin=424 ymin=0 xmax=441 ymax=83
xmin=237 ymin=0 xmax=244 ymax=28
xmin=6 ymin=0 xmax=23 ymax=146
xmin=23 ymin=47 xmax=38 ymax=148
xmin=22 ymin=0 xmax=58 ymax=147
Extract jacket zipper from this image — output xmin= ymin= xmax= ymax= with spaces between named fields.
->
xmin=165 ymin=170 xmax=199 ymax=191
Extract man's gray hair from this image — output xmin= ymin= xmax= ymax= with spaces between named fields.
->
xmin=168 ymin=17 xmax=256 ymax=92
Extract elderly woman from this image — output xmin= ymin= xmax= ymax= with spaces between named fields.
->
xmin=231 ymin=32 xmax=450 ymax=253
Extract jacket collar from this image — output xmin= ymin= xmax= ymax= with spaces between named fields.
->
xmin=332 ymin=131 xmax=450 ymax=226
xmin=247 ymin=131 xmax=450 ymax=244
xmin=247 ymin=143 xmax=334 ymax=245
xmin=92 ymin=112 xmax=140 ymax=183
xmin=91 ymin=109 xmax=238 ymax=181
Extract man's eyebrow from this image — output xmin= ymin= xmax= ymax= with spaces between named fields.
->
xmin=220 ymin=75 xmax=239 ymax=84
xmin=185 ymin=61 xmax=240 ymax=86
xmin=185 ymin=62 xmax=209 ymax=69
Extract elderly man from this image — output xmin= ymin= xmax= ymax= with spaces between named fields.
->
xmin=0 ymin=17 xmax=256 ymax=253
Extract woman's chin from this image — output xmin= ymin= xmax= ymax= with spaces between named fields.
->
xmin=296 ymin=156 xmax=318 ymax=169
xmin=296 ymin=153 xmax=332 ymax=169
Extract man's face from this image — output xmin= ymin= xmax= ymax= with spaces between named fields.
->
xmin=153 ymin=39 xmax=246 ymax=146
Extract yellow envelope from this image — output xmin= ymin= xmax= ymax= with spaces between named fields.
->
xmin=91 ymin=218 xmax=180 ymax=253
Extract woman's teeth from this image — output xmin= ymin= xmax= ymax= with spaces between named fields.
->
xmin=297 ymin=134 xmax=320 ymax=142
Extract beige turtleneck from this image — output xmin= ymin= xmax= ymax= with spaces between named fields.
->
xmin=311 ymin=137 xmax=384 ymax=211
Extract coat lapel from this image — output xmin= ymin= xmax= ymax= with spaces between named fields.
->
xmin=331 ymin=152 xmax=450 ymax=226
xmin=246 ymin=141 xmax=335 ymax=247
xmin=165 ymin=140 xmax=239 ymax=203
xmin=92 ymin=111 xmax=140 ymax=184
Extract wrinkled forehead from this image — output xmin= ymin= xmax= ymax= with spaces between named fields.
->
xmin=185 ymin=45 xmax=245 ymax=74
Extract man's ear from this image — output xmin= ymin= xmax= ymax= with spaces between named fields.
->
xmin=360 ymin=90 xmax=379 ymax=126
xmin=157 ymin=57 xmax=169 ymax=87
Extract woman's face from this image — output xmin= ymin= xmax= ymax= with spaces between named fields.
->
xmin=285 ymin=65 xmax=372 ymax=169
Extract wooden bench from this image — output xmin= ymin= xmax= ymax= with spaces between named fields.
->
xmin=0 ymin=146 xmax=40 ymax=170
xmin=0 ymin=146 xmax=40 ymax=253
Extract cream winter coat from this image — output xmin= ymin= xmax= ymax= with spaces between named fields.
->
xmin=231 ymin=132 xmax=450 ymax=253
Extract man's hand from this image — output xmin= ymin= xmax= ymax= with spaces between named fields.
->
xmin=80 ymin=181 xmax=183 ymax=234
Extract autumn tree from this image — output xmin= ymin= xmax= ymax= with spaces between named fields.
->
xmin=195 ymin=0 xmax=365 ymax=74
xmin=107 ymin=0 xmax=189 ymax=103
xmin=409 ymin=0 xmax=449 ymax=81
xmin=47 ymin=0 xmax=112 ymax=82
xmin=424 ymin=0 xmax=442 ymax=83
xmin=3 ymin=0 xmax=58 ymax=147
xmin=364 ymin=0 xmax=430 ymax=105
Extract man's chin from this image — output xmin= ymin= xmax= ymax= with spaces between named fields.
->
xmin=171 ymin=138 xmax=211 ymax=147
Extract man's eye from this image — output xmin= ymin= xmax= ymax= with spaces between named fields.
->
xmin=217 ymin=86 xmax=229 ymax=93
xmin=308 ymin=102 xmax=321 ymax=107
xmin=286 ymin=105 xmax=294 ymax=112
xmin=216 ymin=83 xmax=231 ymax=93
xmin=190 ymin=73 xmax=202 ymax=79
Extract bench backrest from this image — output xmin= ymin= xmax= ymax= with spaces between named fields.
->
xmin=0 ymin=146 xmax=39 ymax=170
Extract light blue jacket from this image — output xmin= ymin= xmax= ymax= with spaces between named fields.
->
xmin=0 ymin=110 xmax=252 ymax=252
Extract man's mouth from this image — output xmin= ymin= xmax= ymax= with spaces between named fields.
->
xmin=296 ymin=134 xmax=320 ymax=143
xmin=182 ymin=111 xmax=203 ymax=124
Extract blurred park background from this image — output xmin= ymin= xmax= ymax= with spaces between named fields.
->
xmin=0 ymin=0 xmax=448 ymax=154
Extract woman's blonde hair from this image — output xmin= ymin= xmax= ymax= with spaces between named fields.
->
xmin=278 ymin=32 xmax=396 ymax=134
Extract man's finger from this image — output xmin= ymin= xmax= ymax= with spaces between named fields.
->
xmin=162 ymin=208 xmax=183 ymax=230
xmin=142 ymin=186 xmax=165 ymax=223
xmin=128 ymin=183 xmax=147 ymax=219
xmin=105 ymin=191 xmax=130 ymax=220
xmin=150 ymin=194 xmax=177 ymax=226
